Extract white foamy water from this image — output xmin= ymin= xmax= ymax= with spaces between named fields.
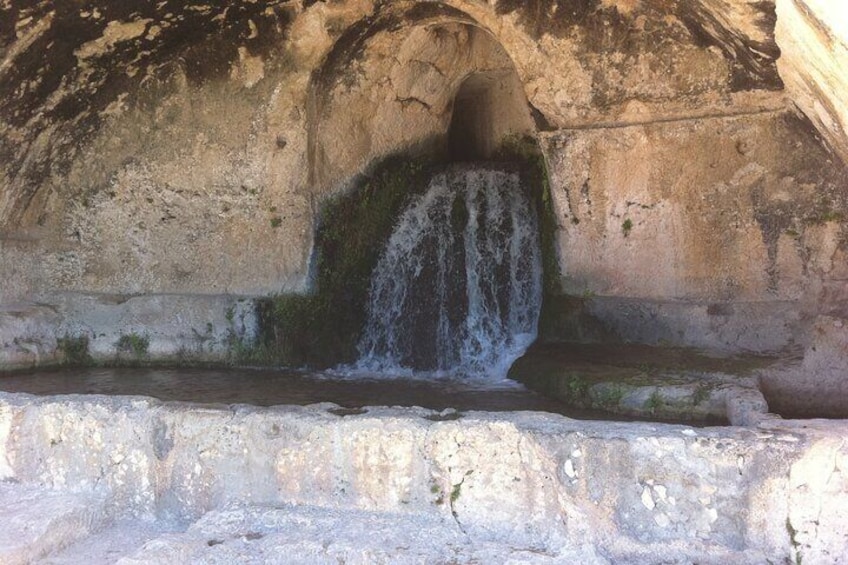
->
xmin=355 ymin=165 xmax=542 ymax=381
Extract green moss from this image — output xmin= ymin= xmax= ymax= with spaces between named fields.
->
xmin=57 ymin=334 xmax=92 ymax=366
xmin=563 ymin=373 xmax=591 ymax=400
xmin=450 ymin=482 xmax=462 ymax=504
xmin=116 ymin=333 xmax=150 ymax=358
xmin=645 ymin=390 xmax=665 ymax=413
xmin=622 ymin=218 xmax=633 ymax=237
xmin=592 ymin=384 xmax=626 ymax=409
xmin=255 ymin=155 xmax=434 ymax=368
xmin=270 ymin=216 xmax=283 ymax=228
xmin=493 ymin=134 xmax=562 ymax=338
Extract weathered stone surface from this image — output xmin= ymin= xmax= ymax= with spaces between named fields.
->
xmin=42 ymin=520 xmax=177 ymax=565
xmin=508 ymin=342 xmax=774 ymax=424
xmin=0 ymin=303 xmax=60 ymax=369
xmin=545 ymin=110 xmax=843 ymax=302
xmin=0 ymin=1 xmax=844 ymax=368
xmin=762 ymin=418 xmax=848 ymax=564
xmin=0 ymin=482 xmax=108 ymax=565
xmin=0 ymin=294 xmax=256 ymax=370
xmin=0 ymin=0 xmax=804 ymax=299
xmin=115 ymin=504 xmax=605 ymax=565
xmin=760 ymin=315 xmax=848 ymax=418
xmin=0 ymin=394 xmax=846 ymax=562
xmin=541 ymin=110 xmax=847 ymax=353
xmin=776 ymin=0 xmax=848 ymax=165
xmin=51 ymin=292 xmax=257 ymax=362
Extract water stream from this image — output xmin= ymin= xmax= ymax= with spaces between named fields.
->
xmin=356 ymin=165 xmax=542 ymax=380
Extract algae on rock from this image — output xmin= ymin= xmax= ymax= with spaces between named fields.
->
xmin=255 ymin=156 xmax=434 ymax=368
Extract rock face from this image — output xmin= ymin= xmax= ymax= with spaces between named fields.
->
xmin=0 ymin=1 xmax=846 ymax=411
xmin=776 ymin=0 xmax=848 ymax=165
xmin=0 ymin=394 xmax=846 ymax=563
xmin=542 ymin=110 xmax=847 ymax=352
xmin=0 ymin=0 xmax=789 ymax=296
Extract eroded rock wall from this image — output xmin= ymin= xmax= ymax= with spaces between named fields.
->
xmin=0 ymin=0 xmax=845 ymax=367
xmin=542 ymin=110 xmax=848 ymax=351
xmin=776 ymin=0 xmax=848 ymax=165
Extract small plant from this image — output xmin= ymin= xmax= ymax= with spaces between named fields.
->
xmin=449 ymin=470 xmax=474 ymax=515
xmin=191 ymin=324 xmax=215 ymax=354
xmin=645 ymin=390 xmax=665 ymax=413
xmin=116 ymin=333 xmax=150 ymax=357
xmin=270 ymin=216 xmax=283 ymax=228
xmin=693 ymin=383 xmax=712 ymax=406
xmin=57 ymin=334 xmax=92 ymax=366
xmin=430 ymin=483 xmax=445 ymax=505
xmin=593 ymin=385 xmax=625 ymax=409
xmin=564 ymin=374 xmax=590 ymax=400
xmin=450 ymin=482 xmax=462 ymax=504
xmin=622 ymin=218 xmax=633 ymax=237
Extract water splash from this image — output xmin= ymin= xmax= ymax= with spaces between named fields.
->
xmin=356 ymin=165 xmax=542 ymax=381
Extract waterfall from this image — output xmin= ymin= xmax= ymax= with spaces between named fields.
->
xmin=357 ymin=165 xmax=542 ymax=380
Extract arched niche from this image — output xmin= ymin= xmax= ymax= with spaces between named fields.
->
xmin=306 ymin=5 xmax=535 ymax=194
xmin=447 ymin=69 xmax=532 ymax=161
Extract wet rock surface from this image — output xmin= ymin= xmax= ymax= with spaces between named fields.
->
xmin=509 ymin=342 xmax=779 ymax=425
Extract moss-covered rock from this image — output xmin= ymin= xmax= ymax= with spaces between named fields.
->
xmin=253 ymin=138 xmax=560 ymax=370
xmin=255 ymin=155 xmax=434 ymax=368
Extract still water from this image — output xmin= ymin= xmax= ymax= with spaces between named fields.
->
xmin=0 ymin=366 xmax=631 ymax=420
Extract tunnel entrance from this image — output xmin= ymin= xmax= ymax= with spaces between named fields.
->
xmin=308 ymin=18 xmax=536 ymax=187
xmin=448 ymin=74 xmax=495 ymax=161
xmin=447 ymin=70 xmax=532 ymax=162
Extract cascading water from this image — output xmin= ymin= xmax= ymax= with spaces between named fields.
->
xmin=357 ymin=165 xmax=542 ymax=380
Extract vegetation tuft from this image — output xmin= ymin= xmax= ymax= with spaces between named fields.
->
xmin=116 ymin=333 xmax=150 ymax=358
xmin=57 ymin=334 xmax=92 ymax=366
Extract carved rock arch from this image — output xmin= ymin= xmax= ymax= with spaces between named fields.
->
xmin=305 ymin=2 xmax=536 ymax=193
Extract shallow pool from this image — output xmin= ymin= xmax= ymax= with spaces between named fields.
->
xmin=0 ymin=366 xmax=656 ymax=421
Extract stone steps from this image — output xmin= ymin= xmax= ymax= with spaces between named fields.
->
xmin=0 ymin=482 xmax=108 ymax=565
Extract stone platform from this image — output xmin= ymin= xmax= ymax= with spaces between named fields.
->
xmin=1 ymin=393 xmax=846 ymax=563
